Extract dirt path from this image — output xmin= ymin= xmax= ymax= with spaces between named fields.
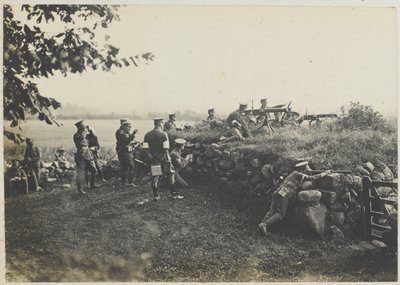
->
xmin=5 ymin=179 xmax=397 ymax=282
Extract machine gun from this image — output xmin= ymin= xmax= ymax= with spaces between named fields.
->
xmin=302 ymin=113 xmax=338 ymax=125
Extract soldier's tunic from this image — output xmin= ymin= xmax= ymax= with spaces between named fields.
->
xmin=170 ymin=149 xmax=188 ymax=171
xmin=261 ymin=171 xmax=325 ymax=226
xmin=164 ymin=120 xmax=176 ymax=132
xmin=24 ymin=144 xmax=41 ymax=191
xmin=74 ymin=131 xmax=97 ymax=189
xmin=116 ymin=129 xmax=136 ymax=183
xmin=226 ymin=110 xmax=251 ymax=139
xmin=143 ymin=128 xmax=176 ymax=196
xmin=115 ymin=127 xmax=124 ymax=161
xmin=6 ymin=167 xmax=28 ymax=196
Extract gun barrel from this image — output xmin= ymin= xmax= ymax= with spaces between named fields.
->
xmin=311 ymin=170 xmax=352 ymax=174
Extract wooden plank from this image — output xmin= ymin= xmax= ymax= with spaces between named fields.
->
xmin=370 ymin=210 xmax=386 ymax=217
xmin=372 ymin=181 xmax=398 ymax=188
xmin=362 ymin=177 xmax=373 ymax=240
xmin=367 ymin=197 xmax=397 ymax=205
xmin=371 ymin=233 xmax=384 ymax=241
xmin=381 ymin=198 xmax=397 ymax=205
xmin=371 ymin=223 xmax=392 ymax=231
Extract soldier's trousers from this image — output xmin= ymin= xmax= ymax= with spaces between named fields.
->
xmin=152 ymin=173 xmax=176 ymax=197
xmin=118 ymin=151 xmax=135 ymax=184
xmin=222 ymin=128 xmax=244 ymax=143
xmin=27 ymin=164 xmax=40 ymax=191
xmin=76 ymin=158 xmax=97 ymax=190
xmin=10 ymin=181 xmax=28 ymax=196
xmin=261 ymin=194 xmax=290 ymax=227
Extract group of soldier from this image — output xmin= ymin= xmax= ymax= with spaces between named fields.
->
xmin=74 ymin=116 xmax=191 ymax=200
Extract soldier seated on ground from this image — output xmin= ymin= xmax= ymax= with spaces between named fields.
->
xmin=205 ymin=108 xmax=224 ymax=129
xmin=170 ymin=138 xmax=193 ymax=188
xmin=258 ymin=161 xmax=332 ymax=237
xmin=5 ymin=159 xmax=29 ymax=197
xmin=52 ymin=147 xmax=72 ymax=177
xmin=221 ymin=102 xmax=253 ymax=143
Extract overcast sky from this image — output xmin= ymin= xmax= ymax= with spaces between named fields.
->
xmin=32 ymin=5 xmax=397 ymax=117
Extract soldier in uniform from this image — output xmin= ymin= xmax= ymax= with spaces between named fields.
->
xmin=243 ymin=109 xmax=257 ymax=129
xmin=115 ymin=121 xmax=138 ymax=186
xmin=143 ymin=117 xmax=183 ymax=201
xmin=222 ymin=102 xmax=253 ymax=143
xmin=164 ymin=113 xmax=177 ymax=132
xmin=207 ymin=108 xmax=217 ymax=121
xmin=258 ymin=161 xmax=331 ymax=236
xmin=52 ymin=147 xmax=71 ymax=177
xmin=206 ymin=108 xmax=223 ymax=129
xmin=86 ymin=126 xmax=106 ymax=183
xmin=115 ymin=118 xmax=128 ymax=161
xmin=6 ymin=159 xmax=28 ymax=196
xmin=73 ymin=120 xmax=97 ymax=194
xmin=170 ymin=138 xmax=193 ymax=188
xmin=23 ymin=138 xmax=41 ymax=192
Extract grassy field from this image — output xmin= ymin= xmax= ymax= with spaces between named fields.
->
xmin=5 ymin=178 xmax=397 ymax=282
xmin=4 ymin=114 xmax=397 ymax=282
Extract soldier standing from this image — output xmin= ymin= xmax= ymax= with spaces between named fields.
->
xmin=73 ymin=120 xmax=97 ymax=194
xmin=86 ymin=126 xmax=106 ymax=183
xmin=143 ymin=117 xmax=183 ymax=201
xmin=223 ymin=102 xmax=253 ymax=143
xmin=115 ymin=118 xmax=128 ymax=161
xmin=258 ymin=161 xmax=331 ymax=236
xmin=116 ymin=121 xmax=138 ymax=187
xmin=164 ymin=113 xmax=177 ymax=132
xmin=23 ymin=138 xmax=41 ymax=192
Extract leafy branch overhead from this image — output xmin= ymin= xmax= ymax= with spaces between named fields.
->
xmin=4 ymin=4 xmax=154 ymax=143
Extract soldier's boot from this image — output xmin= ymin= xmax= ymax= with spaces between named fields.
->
xmin=77 ymin=186 xmax=86 ymax=195
xmin=90 ymin=175 xmax=99 ymax=189
xmin=169 ymin=184 xmax=183 ymax=200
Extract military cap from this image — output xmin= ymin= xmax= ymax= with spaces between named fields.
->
xmin=175 ymin=138 xmax=187 ymax=145
xmin=260 ymin=98 xmax=267 ymax=103
xmin=295 ymin=161 xmax=309 ymax=168
xmin=120 ymin=118 xmax=128 ymax=125
xmin=74 ymin=120 xmax=85 ymax=127
xmin=169 ymin=113 xmax=176 ymax=118
xmin=153 ymin=117 xmax=164 ymax=122
xmin=122 ymin=121 xmax=132 ymax=126
xmin=239 ymin=102 xmax=248 ymax=107
xmin=208 ymin=108 xmax=215 ymax=113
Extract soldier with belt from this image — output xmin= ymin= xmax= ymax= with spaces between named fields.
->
xmin=223 ymin=102 xmax=253 ymax=143
xmin=73 ymin=120 xmax=97 ymax=194
xmin=86 ymin=126 xmax=106 ymax=183
xmin=258 ymin=161 xmax=331 ymax=236
xmin=23 ymin=138 xmax=41 ymax=192
xmin=164 ymin=113 xmax=177 ymax=132
xmin=143 ymin=117 xmax=183 ymax=201
xmin=116 ymin=121 xmax=138 ymax=186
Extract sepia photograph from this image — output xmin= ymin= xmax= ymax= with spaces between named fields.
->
xmin=2 ymin=1 xmax=398 ymax=282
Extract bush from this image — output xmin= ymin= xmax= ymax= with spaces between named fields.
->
xmin=333 ymin=102 xmax=395 ymax=133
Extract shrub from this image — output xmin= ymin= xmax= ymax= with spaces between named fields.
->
xmin=333 ymin=102 xmax=395 ymax=133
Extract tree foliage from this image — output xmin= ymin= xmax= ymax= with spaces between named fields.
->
xmin=333 ymin=102 xmax=393 ymax=133
xmin=3 ymin=4 xmax=154 ymax=143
